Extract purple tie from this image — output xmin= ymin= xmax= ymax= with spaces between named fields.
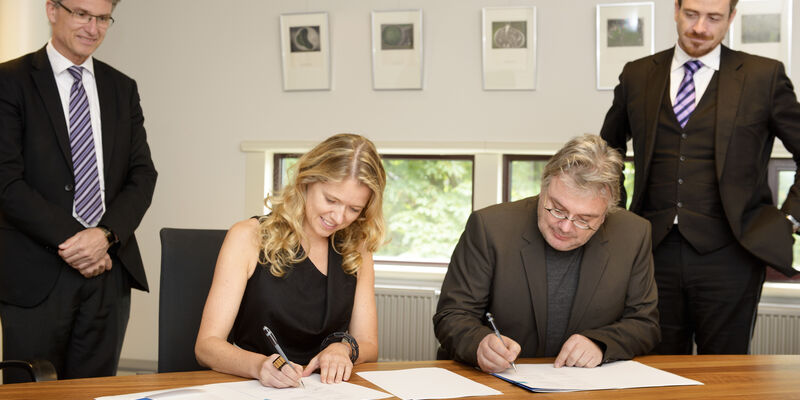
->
xmin=673 ymin=60 xmax=703 ymax=128
xmin=67 ymin=66 xmax=104 ymax=226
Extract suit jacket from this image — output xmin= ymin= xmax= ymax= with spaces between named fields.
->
xmin=0 ymin=46 xmax=157 ymax=307
xmin=433 ymin=196 xmax=659 ymax=366
xmin=600 ymin=46 xmax=800 ymax=278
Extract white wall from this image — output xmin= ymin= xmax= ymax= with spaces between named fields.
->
xmin=0 ymin=0 xmax=50 ymax=62
xmin=4 ymin=0 xmax=800 ymax=364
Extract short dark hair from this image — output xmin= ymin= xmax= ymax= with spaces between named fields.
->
xmin=677 ymin=0 xmax=738 ymax=15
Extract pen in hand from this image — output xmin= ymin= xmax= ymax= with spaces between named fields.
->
xmin=263 ymin=326 xmax=305 ymax=388
xmin=486 ymin=312 xmax=519 ymax=373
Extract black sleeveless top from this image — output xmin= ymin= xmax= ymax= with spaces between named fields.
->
xmin=230 ymin=240 xmax=357 ymax=364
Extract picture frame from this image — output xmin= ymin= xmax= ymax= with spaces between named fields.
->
xmin=481 ymin=6 xmax=537 ymax=90
xmin=596 ymin=2 xmax=655 ymax=90
xmin=728 ymin=0 xmax=792 ymax=74
xmin=371 ymin=9 xmax=424 ymax=90
xmin=279 ymin=12 xmax=331 ymax=91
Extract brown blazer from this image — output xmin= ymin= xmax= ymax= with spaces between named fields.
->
xmin=433 ymin=196 xmax=660 ymax=366
xmin=600 ymin=46 xmax=800 ymax=277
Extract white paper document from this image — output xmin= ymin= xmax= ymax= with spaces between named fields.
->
xmin=492 ymin=360 xmax=703 ymax=392
xmin=95 ymin=374 xmax=392 ymax=400
xmin=357 ymin=367 xmax=502 ymax=399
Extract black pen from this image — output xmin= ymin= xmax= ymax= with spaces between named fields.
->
xmin=486 ymin=312 xmax=518 ymax=373
xmin=263 ymin=326 xmax=305 ymax=388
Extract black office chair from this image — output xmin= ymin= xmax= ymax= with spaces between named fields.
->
xmin=0 ymin=360 xmax=57 ymax=383
xmin=158 ymin=228 xmax=228 ymax=373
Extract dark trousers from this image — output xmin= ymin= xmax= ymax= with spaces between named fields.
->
xmin=0 ymin=259 xmax=130 ymax=384
xmin=652 ymin=226 xmax=765 ymax=354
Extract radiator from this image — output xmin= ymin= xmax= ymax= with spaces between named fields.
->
xmin=375 ymin=286 xmax=439 ymax=361
xmin=751 ymin=303 xmax=800 ymax=355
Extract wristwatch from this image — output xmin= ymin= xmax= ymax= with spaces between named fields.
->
xmin=786 ymin=214 xmax=800 ymax=234
xmin=98 ymin=225 xmax=119 ymax=245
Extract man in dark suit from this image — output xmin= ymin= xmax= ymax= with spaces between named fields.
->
xmin=0 ymin=0 xmax=157 ymax=382
xmin=434 ymin=135 xmax=659 ymax=373
xmin=600 ymin=0 xmax=800 ymax=355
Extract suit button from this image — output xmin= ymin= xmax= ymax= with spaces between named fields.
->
xmin=681 ymin=133 xmax=688 ymax=139
xmin=679 ymin=155 xmax=686 ymax=162
xmin=64 ymin=184 xmax=73 ymax=192
xmin=677 ymin=202 xmax=683 ymax=208
xmin=678 ymin=178 xmax=684 ymax=184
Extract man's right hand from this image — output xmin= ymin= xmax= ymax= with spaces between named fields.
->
xmin=73 ymin=253 xmax=112 ymax=278
xmin=476 ymin=333 xmax=520 ymax=373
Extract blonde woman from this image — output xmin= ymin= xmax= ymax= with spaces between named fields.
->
xmin=196 ymin=134 xmax=385 ymax=388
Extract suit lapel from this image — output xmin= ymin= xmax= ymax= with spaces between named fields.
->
xmin=640 ymin=49 xmax=673 ymax=200
xmin=715 ymin=46 xmax=744 ymax=181
xmin=565 ymin=223 xmax=610 ymax=333
xmin=520 ymin=197 xmax=549 ymax=354
xmin=93 ymin=59 xmax=116 ymax=173
xmin=30 ymin=47 xmax=73 ymax=174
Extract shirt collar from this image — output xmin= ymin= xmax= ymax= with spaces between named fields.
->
xmin=672 ymin=43 xmax=721 ymax=73
xmin=46 ymin=39 xmax=95 ymax=77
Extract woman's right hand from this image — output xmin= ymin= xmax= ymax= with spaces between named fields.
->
xmin=257 ymin=354 xmax=304 ymax=388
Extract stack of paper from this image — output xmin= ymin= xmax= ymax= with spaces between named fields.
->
xmin=492 ymin=360 xmax=703 ymax=392
xmin=95 ymin=374 xmax=391 ymax=400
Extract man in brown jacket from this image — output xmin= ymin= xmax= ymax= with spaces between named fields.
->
xmin=434 ymin=135 xmax=659 ymax=372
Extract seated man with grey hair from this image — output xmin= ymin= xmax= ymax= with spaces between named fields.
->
xmin=434 ymin=134 xmax=659 ymax=372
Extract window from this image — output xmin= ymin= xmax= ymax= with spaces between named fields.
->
xmin=274 ymin=154 xmax=473 ymax=262
xmin=505 ymin=155 xmax=800 ymax=283
xmin=767 ymin=159 xmax=800 ymax=283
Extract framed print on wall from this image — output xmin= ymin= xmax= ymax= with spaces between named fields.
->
xmin=279 ymin=12 xmax=331 ymax=91
xmin=728 ymin=0 xmax=792 ymax=74
xmin=371 ymin=9 xmax=424 ymax=90
xmin=482 ymin=6 xmax=537 ymax=90
xmin=596 ymin=2 xmax=655 ymax=90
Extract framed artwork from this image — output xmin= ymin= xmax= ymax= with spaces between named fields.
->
xmin=279 ymin=12 xmax=331 ymax=91
xmin=596 ymin=2 xmax=655 ymax=90
xmin=481 ymin=6 xmax=537 ymax=90
xmin=728 ymin=0 xmax=792 ymax=73
xmin=371 ymin=9 xmax=424 ymax=90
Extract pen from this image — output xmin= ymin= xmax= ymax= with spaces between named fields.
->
xmin=263 ymin=325 xmax=305 ymax=388
xmin=485 ymin=312 xmax=518 ymax=373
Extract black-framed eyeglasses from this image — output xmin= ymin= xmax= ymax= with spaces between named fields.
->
xmin=52 ymin=1 xmax=115 ymax=28
xmin=543 ymin=207 xmax=597 ymax=231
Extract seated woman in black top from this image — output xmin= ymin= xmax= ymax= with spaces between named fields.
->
xmin=196 ymin=134 xmax=386 ymax=388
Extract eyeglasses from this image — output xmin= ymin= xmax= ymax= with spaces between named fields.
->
xmin=543 ymin=207 xmax=597 ymax=231
xmin=53 ymin=1 xmax=115 ymax=28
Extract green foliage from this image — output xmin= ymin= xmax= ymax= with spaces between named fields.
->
xmin=379 ymin=158 xmax=473 ymax=259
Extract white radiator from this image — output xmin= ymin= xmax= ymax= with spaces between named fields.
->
xmin=751 ymin=303 xmax=800 ymax=354
xmin=375 ymin=286 xmax=439 ymax=361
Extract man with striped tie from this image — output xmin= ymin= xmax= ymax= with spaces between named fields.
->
xmin=0 ymin=0 xmax=157 ymax=383
xmin=600 ymin=0 xmax=800 ymax=355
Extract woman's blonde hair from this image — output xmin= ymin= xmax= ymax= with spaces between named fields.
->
xmin=258 ymin=134 xmax=386 ymax=277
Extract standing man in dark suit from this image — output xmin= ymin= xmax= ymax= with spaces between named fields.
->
xmin=0 ymin=0 xmax=157 ymax=382
xmin=600 ymin=0 xmax=800 ymax=355
xmin=434 ymin=135 xmax=659 ymax=372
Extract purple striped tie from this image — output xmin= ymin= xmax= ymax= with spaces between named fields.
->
xmin=673 ymin=60 xmax=703 ymax=128
xmin=67 ymin=66 xmax=104 ymax=226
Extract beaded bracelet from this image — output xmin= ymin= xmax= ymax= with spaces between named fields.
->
xmin=320 ymin=332 xmax=359 ymax=363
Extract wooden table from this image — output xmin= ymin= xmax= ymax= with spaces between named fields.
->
xmin=0 ymin=355 xmax=798 ymax=399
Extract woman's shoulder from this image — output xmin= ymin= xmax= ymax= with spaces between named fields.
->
xmin=224 ymin=218 xmax=262 ymax=253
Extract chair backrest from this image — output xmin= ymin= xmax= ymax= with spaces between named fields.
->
xmin=158 ymin=228 xmax=227 ymax=373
